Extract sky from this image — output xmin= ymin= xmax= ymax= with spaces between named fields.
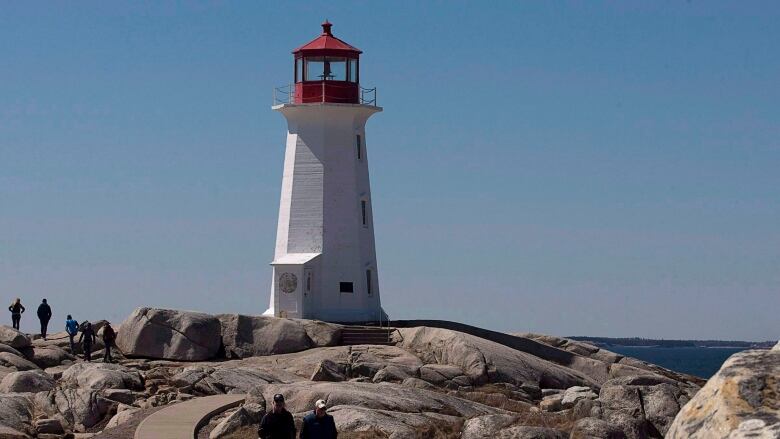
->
xmin=1 ymin=2 xmax=778 ymax=341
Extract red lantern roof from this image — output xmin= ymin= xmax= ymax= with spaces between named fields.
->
xmin=293 ymin=21 xmax=362 ymax=57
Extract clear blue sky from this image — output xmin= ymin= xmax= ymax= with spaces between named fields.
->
xmin=1 ymin=2 xmax=778 ymax=341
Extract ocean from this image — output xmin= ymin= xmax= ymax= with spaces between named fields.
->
xmin=607 ymin=346 xmax=748 ymax=379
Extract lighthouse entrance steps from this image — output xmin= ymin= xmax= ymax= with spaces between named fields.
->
xmin=339 ymin=326 xmax=395 ymax=346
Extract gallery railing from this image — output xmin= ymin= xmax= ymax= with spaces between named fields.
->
xmin=273 ymin=83 xmax=377 ymax=106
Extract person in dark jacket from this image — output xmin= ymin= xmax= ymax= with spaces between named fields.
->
xmin=258 ymin=393 xmax=296 ymax=439
xmin=65 ymin=315 xmax=79 ymax=353
xmin=300 ymin=399 xmax=337 ymax=439
xmin=78 ymin=321 xmax=97 ymax=362
xmin=37 ymin=299 xmax=52 ymax=339
xmin=8 ymin=298 xmax=25 ymax=330
xmin=102 ymin=322 xmax=117 ymax=363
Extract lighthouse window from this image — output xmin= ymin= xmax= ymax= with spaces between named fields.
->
xmin=361 ymin=200 xmax=367 ymax=226
xmin=339 ymin=282 xmax=354 ymax=293
xmin=348 ymin=59 xmax=358 ymax=82
xmin=295 ymin=59 xmax=302 ymax=83
xmin=356 ymin=135 xmax=362 ymax=160
xmin=366 ymin=269 xmax=373 ymax=295
xmin=304 ymin=57 xmax=347 ymax=81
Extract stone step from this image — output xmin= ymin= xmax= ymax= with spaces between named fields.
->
xmin=340 ymin=327 xmax=394 ymax=346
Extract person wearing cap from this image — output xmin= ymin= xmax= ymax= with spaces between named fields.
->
xmin=258 ymin=393 xmax=296 ymax=439
xmin=300 ymin=399 xmax=337 ymax=439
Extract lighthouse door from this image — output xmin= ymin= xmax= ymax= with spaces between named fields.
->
xmin=303 ymin=268 xmax=313 ymax=318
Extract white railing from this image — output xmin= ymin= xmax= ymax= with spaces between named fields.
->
xmin=273 ymin=84 xmax=377 ymax=106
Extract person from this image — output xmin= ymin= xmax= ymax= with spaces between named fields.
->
xmin=8 ymin=298 xmax=25 ymax=330
xmin=102 ymin=322 xmax=117 ymax=363
xmin=300 ymin=399 xmax=337 ymax=439
xmin=65 ymin=315 xmax=79 ymax=353
xmin=37 ymin=299 xmax=52 ymax=340
xmin=78 ymin=321 xmax=96 ymax=362
xmin=258 ymin=393 xmax=296 ymax=439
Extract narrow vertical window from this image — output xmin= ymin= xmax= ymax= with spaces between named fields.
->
xmin=366 ymin=269 xmax=372 ymax=295
xmin=361 ymin=200 xmax=367 ymax=226
xmin=356 ymin=134 xmax=362 ymax=160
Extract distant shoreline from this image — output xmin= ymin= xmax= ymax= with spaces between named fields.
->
xmin=568 ymin=336 xmax=775 ymax=350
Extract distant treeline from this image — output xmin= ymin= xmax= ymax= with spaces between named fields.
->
xmin=568 ymin=336 xmax=775 ymax=349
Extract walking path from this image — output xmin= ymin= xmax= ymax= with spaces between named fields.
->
xmin=134 ymin=394 xmax=245 ymax=439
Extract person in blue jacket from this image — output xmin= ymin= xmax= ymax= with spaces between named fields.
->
xmin=300 ymin=399 xmax=337 ymax=439
xmin=65 ymin=315 xmax=79 ymax=353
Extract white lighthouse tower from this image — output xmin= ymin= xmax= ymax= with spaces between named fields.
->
xmin=264 ymin=21 xmax=386 ymax=323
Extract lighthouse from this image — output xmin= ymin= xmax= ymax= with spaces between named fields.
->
xmin=264 ymin=21 xmax=386 ymax=323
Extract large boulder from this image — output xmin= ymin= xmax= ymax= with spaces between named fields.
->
xmin=218 ymin=314 xmax=312 ymax=358
xmin=0 ymin=394 xmax=35 ymax=435
xmin=217 ymin=314 xmax=341 ymax=358
xmin=330 ymin=405 xmax=463 ymax=438
xmin=570 ymin=417 xmax=627 ymax=438
xmin=561 ymin=385 xmax=598 ymax=409
xmin=171 ymin=365 xmax=289 ymax=395
xmin=0 ymin=370 xmax=56 ymax=393
xmin=396 ymin=327 xmax=599 ymax=389
xmin=209 ymin=403 xmax=265 ymax=439
xmin=0 ymin=351 xmax=39 ymax=371
xmin=461 ymin=414 xmax=567 ymax=438
xmin=0 ymin=343 xmax=24 ymax=357
xmin=667 ymin=348 xmax=780 ymax=438
xmin=19 ymin=345 xmax=75 ymax=368
xmin=116 ymin=307 xmax=221 ymax=361
xmin=0 ymin=326 xmax=31 ymax=349
xmin=38 ymin=388 xmax=114 ymax=429
xmin=105 ymin=404 xmax=140 ymax=429
xmin=599 ymin=375 xmax=699 ymax=438
xmin=60 ymin=362 xmax=144 ymax=391
xmin=247 ymin=381 xmax=504 ymax=419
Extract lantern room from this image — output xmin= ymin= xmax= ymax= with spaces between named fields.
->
xmin=292 ymin=21 xmax=362 ymax=104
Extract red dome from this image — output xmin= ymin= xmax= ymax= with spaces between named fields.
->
xmin=293 ymin=21 xmax=361 ymax=58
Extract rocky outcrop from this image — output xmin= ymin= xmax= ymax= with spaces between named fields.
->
xmin=209 ymin=403 xmax=265 ymax=439
xmin=0 ymin=326 xmax=31 ymax=349
xmin=570 ymin=417 xmax=627 ymax=438
xmin=0 ymin=370 xmax=56 ymax=393
xmin=248 ymin=381 xmax=504 ymax=418
xmin=396 ymin=327 xmax=600 ymax=390
xmin=247 ymin=380 xmax=504 ymax=437
xmin=116 ymin=307 xmax=222 ymax=361
xmin=598 ymin=375 xmax=699 ymax=438
xmin=171 ymin=365 xmax=285 ymax=395
xmin=39 ymin=388 xmax=115 ymax=429
xmin=0 ymin=310 xmax=714 ymax=437
xmin=105 ymin=404 xmax=140 ymax=429
xmin=217 ymin=314 xmax=340 ymax=358
xmin=20 ymin=345 xmax=75 ymax=368
xmin=0 ymin=343 xmax=24 ymax=357
xmin=0 ymin=351 xmax=39 ymax=371
xmin=60 ymin=362 xmax=144 ymax=391
xmin=667 ymin=348 xmax=780 ymax=438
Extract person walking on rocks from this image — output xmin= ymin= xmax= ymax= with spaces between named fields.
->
xmin=36 ymin=298 xmax=52 ymax=339
xmin=102 ymin=322 xmax=117 ymax=363
xmin=8 ymin=298 xmax=25 ymax=330
xmin=300 ymin=399 xmax=337 ymax=439
xmin=258 ymin=393 xmax=296 ymax=439
xmin=65 ymin=315 xmax=79 ymax=353
xmin=78 ymin=321 xmax=96 ymax=362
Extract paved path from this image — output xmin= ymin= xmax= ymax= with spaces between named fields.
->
xmin=134 ymin=394 xmax=245 ymax=439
